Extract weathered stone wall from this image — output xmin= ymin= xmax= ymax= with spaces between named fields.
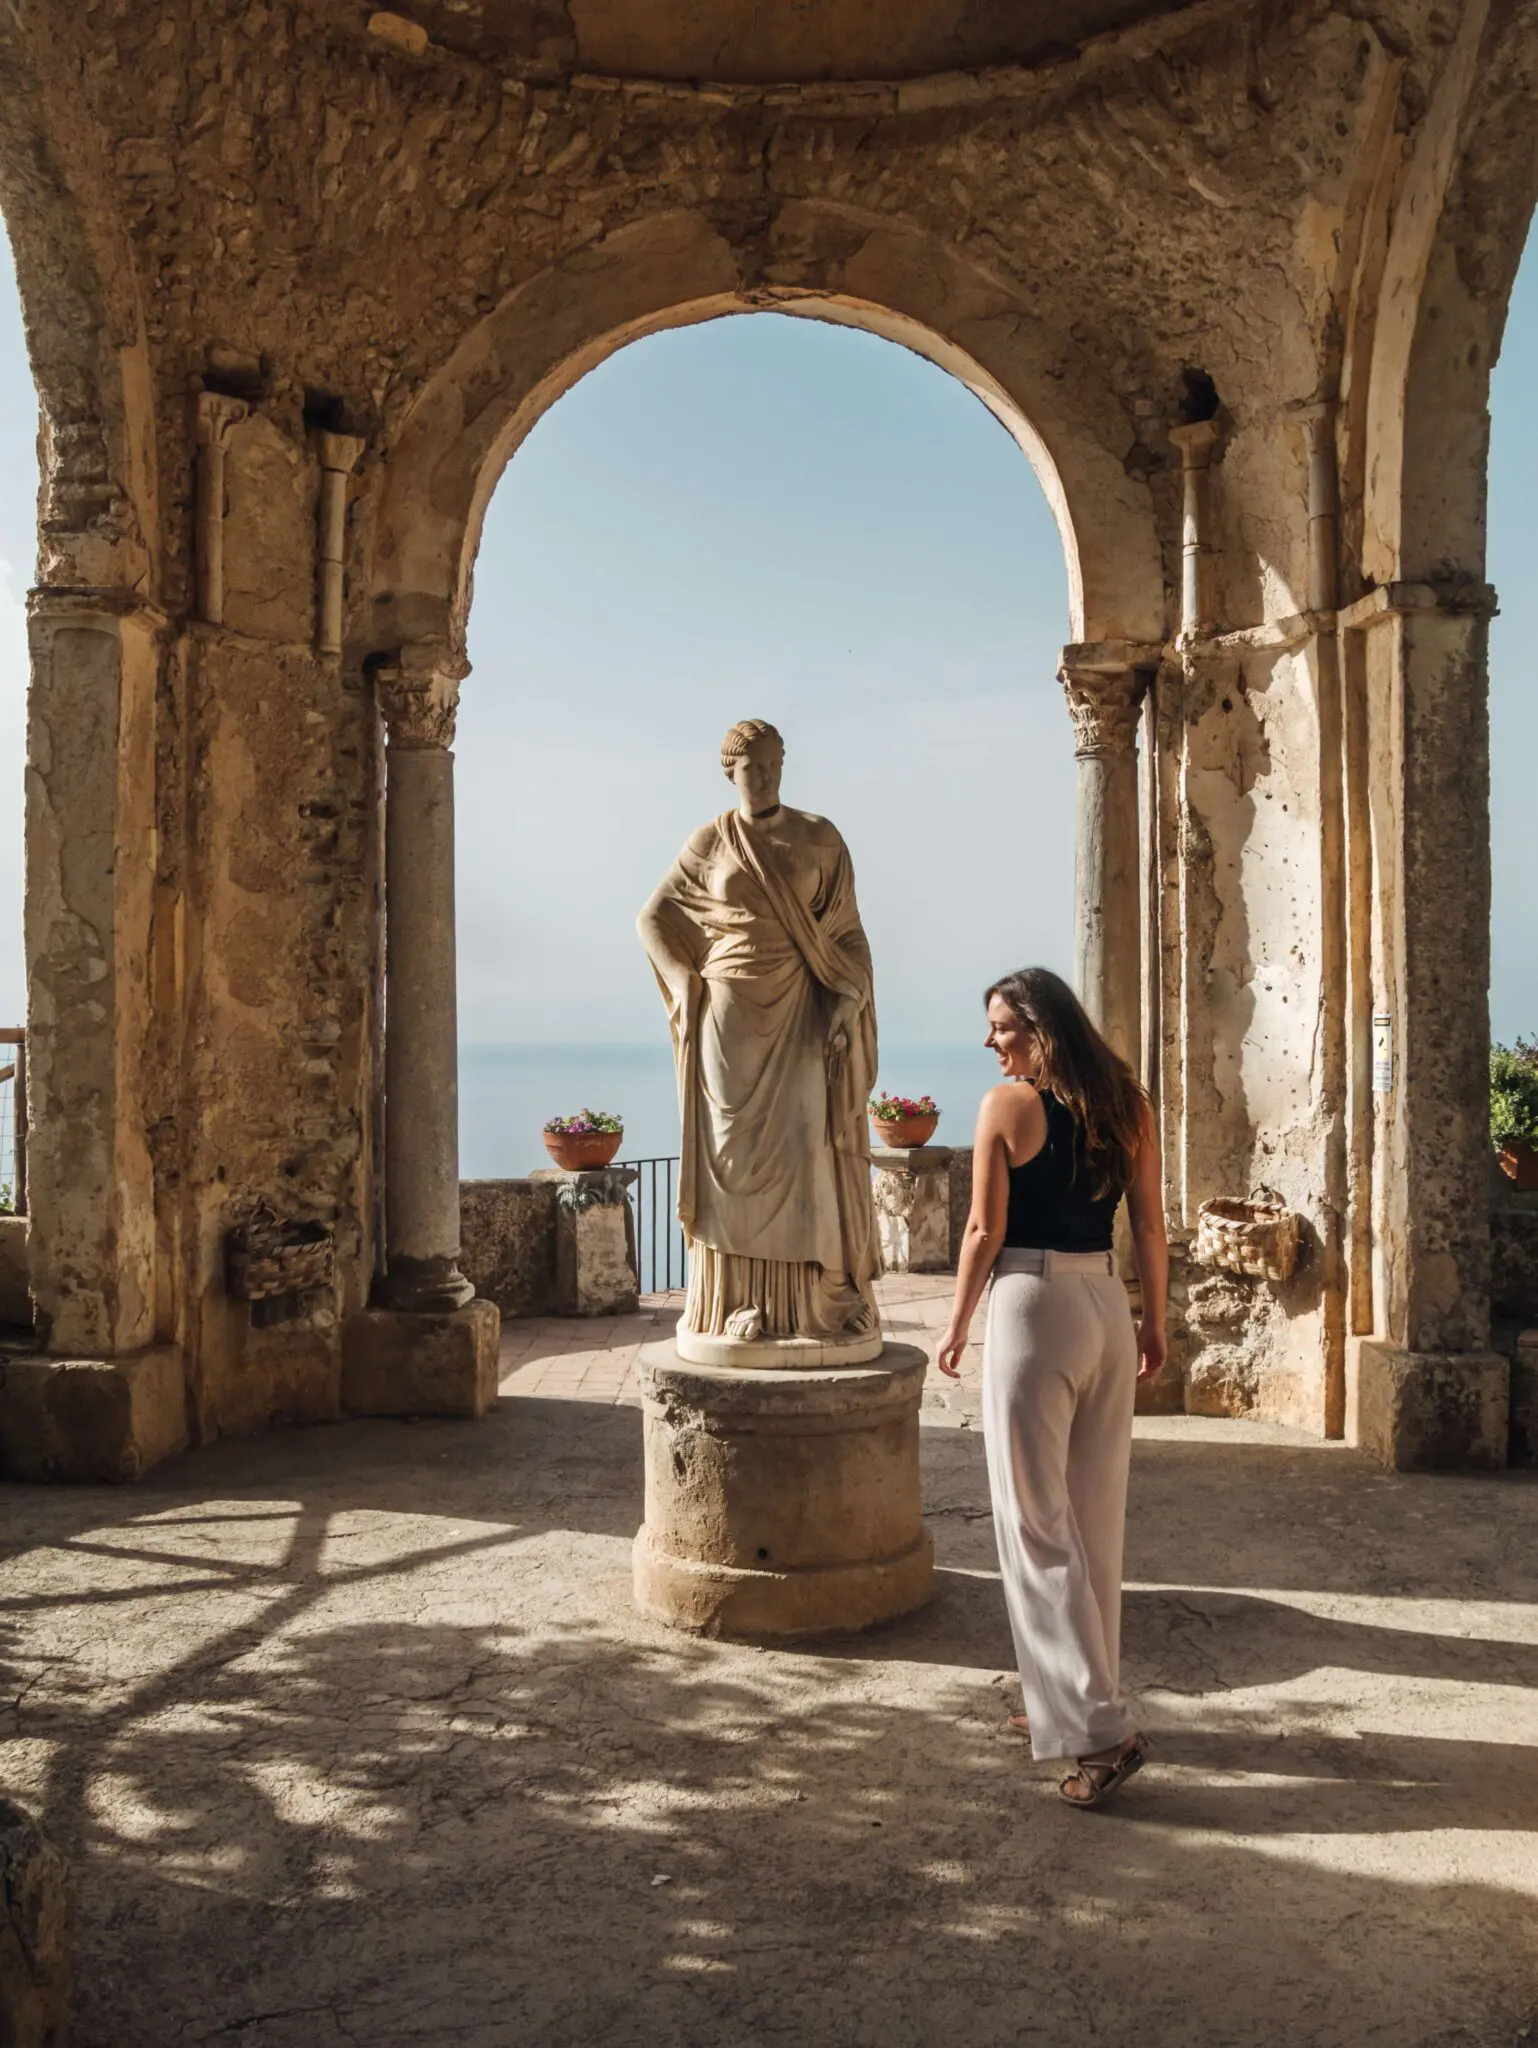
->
xmin=1493 ymin=1195 xmax=1538 ymax=1326
xmin=0 ymin=0 xmax=1531 ymax=1465
xmin=461 ymin=1179 xmax=558 ymax=1318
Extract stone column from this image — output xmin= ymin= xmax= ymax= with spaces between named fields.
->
xmin=193 ymin=391 xmax=248 ymax=625
xmin=1059 ymin=647 xmax=1150 ymax=1069
xmin=342 ymin=642 xmax=498 ymax=1419
xmin=314 ymin=430 xmax=364 ymax=656
xmin=374 ymin=643 xmax=474 ymax=1313
xmin=1344 ymin=583 xmax=1507 ymax=1469
xmin=1169 ymin=418 xmax=1221 ymax=637
xmin=0 ymin=589 xmax=188 ymax=1481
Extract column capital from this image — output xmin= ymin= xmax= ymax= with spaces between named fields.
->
xmin=1058 ymin=647 xmax=1153 ymax=759
xmin=374 ymin=640 xmax=470 ymax=749
xmin=317 ymin=429 xmax=366 ymax=476
xmin=194 ymin=388 xmax=249 ymax=448
xmin=1169 ymin=416 xmax=1221 ymax=468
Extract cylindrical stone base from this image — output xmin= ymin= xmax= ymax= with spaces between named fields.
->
xmin=633 ymin=1340 xmax=933 ymax=1639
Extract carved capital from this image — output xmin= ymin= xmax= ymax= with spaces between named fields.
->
xmin=1058 ymin=656 xmax=1148 ymax=759
xmin=1169 ymin=416 xmax=1221 ymax=471
xmin=317 ymin=430 xmax=365 ymax=477
xmin=194 ymin=389 xmax=249 ymax=450
xmin=375 ymin=640 xmax=470 ymax=749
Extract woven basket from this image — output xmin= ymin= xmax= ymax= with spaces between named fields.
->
xmin=1194 ymin=1194 xmax=1300 ymax=1283
xmin=226 ymin=1208 xmax=335 ymax=1301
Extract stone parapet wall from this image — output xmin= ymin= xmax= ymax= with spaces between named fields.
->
xmin=1492 ymin=1193 xmax=1538 ymax=1324
xmin=460 ymin=1172 xmax=638 ymax=1320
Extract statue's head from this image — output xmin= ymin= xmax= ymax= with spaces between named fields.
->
xmin=721 ymin=718 xmax=785 ymax=815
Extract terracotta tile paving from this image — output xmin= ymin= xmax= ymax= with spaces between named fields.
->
xmin=498 ymin=1272 xmax=987 ymax=1420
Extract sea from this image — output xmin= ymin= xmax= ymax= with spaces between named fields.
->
xmin=459 ymin=1040 xmax=1000 ymax=1179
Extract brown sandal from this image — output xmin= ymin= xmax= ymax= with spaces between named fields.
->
xmin=1058 ymin=1734 xmax=1146 ymax=1808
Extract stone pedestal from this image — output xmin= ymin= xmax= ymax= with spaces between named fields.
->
xmin=530 ymin=1168 xmax=639 ymax=1316
xmin=0 ymin=1347 xmax=187 ymax=1483
xmin=1352 ymin=1339 xmax=1509 ymax=1471
xmin=342 ymin=1298 xmax=500 ymax=1419
xmin=633 ymin=1340 xmax=933 ymax=1638
xmin=871 ymin=1146 xmax=952 ymax=1273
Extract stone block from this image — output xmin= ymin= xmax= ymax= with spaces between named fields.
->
xmin=871 ymin=1147 xmax=951 ymax=1273
xmin=530 ymin=1169 xmax=639 ymax=1316
xmin=633 ymin=1341 xmax=933 ymax=1639
xmin=1505 ymin=1330 xmax=1538 ymax=1467
xmin=0 ymin=1797 xmax=75 ymax=2048
xmin=1492 ymin=1194 xmax=1538 ymax=1322
xmin=0 ymin=1347 xmax=186 ymax=1483
xmin=459 ymin=1179 xmax=558 ymax=1316
xmin=0 ymin=1213 xmax=29 ymax=1328
xmin=1352 ymin=1340 xmax=1510 ymax=1471
xmin=341 ymin=1298 xmax=500 ymax=1418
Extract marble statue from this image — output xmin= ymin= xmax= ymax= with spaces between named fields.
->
xmin=638 ymin=719 xmax=881 ymax=1359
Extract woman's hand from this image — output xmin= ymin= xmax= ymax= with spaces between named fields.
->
xmin=1136 ymin=1321 xmax=1167 ymax=1381
xmin=936 ymin=1324 xmax=968 ymax=1379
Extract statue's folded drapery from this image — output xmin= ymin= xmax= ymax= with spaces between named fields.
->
xmin=643 ymin=807 xmax=879 ymax=1339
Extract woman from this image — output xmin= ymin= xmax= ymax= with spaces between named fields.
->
xmin=637 ymin=718 xmax=880 ymax=1353
xmin=937 ymin=967 xmax=1168 ymax=1808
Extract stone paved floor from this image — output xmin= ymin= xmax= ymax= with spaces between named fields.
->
xmin=2 ymin=1281 xmax=1537 ymax=2047
xmin=499 ymin=1273 xmax=986 ymax=1420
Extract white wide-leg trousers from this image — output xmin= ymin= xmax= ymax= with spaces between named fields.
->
xmin=982 ymin=1247 xmax=1139 ymax=1762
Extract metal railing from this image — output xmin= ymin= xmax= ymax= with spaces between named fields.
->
xmin=0 ymin=1029 xmax=26 ymax=1215
xmin=619 ymin=1156 xmax=685 ymax=1297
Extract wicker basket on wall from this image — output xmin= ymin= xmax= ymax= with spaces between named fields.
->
xmin=226 ymin=1206 xmax=335 ymax=1301
xmin=1194 ymin=1191 xmax=1300 ymax=1284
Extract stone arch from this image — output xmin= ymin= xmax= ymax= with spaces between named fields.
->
xmin=365 ymin=206 xmax=1166 ymax=657
xmin=0 ymin=16 xmax=158 ymax=591
xmin=1358 ymin=5 xmax=1538 ymax=589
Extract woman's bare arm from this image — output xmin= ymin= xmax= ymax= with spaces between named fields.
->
xmin=1126 ymin=1098 xmax=1169 ymax=1379
xmin=936 ymin=1087 xmax=1043 ymax=1378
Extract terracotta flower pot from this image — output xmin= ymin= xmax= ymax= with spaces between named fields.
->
xmin=871 ymin=1113 xmax=939 ymax=1149
xmin=543 ymin=1129 xmax=624 ymax=1172
xmin=1497 ymin=1138 xmax=1538 ymax=1191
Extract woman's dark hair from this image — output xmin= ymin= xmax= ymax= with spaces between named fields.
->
xmin=985 ymin=966 xmax=1147 ymax=1198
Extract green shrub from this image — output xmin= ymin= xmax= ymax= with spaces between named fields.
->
xmin=1491 ymin=1039 xmax=1538 ymax=1147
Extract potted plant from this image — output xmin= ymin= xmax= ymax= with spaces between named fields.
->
xmin=543 ymin=1108 xmax=625 ymax=1172
xmin=868 ymin=1091 xmax=940 ymax=1149
xmin=1492 ymin=1040 xmax=1538 ymax=1191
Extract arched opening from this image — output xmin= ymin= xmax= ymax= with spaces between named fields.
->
xmin=0 ymin=223 xmax=35 ymax=1218
xmin=1488 ymin=219 xmax=1537 ymax=1372
xmin=1489 ymin=228 xmax=1538 ymax=1049
xmin=453 ymin=311 xmax=1076 ymax=1214
xmin=367 ymin=223 xmax=1162 ymax=1327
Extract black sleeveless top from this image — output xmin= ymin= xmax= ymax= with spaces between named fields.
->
xmin=1003 ymin=1090 xmax=1123 ymax=1253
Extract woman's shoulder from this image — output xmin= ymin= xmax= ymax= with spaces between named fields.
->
xmin=978 ymin=1081 xmax=1042 ymax=1129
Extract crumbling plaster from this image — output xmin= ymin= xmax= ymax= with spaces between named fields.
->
xmin=0 ymin=0 xmax=1530 ymax=1461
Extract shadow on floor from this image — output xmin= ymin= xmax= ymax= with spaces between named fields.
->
xmin=2 ymin=1401 xmax=1537 ymax=2045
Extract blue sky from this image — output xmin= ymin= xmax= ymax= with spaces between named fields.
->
xmin=0 ymin=233 xmax=1529 ymax=1046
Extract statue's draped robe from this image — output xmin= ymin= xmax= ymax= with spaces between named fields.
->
xmin=644 ymin=808 xmax=880 ymax=1339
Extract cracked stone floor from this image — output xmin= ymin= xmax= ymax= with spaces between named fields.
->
xmin=3 ymin=1280 xmax=1538 ymax=2047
